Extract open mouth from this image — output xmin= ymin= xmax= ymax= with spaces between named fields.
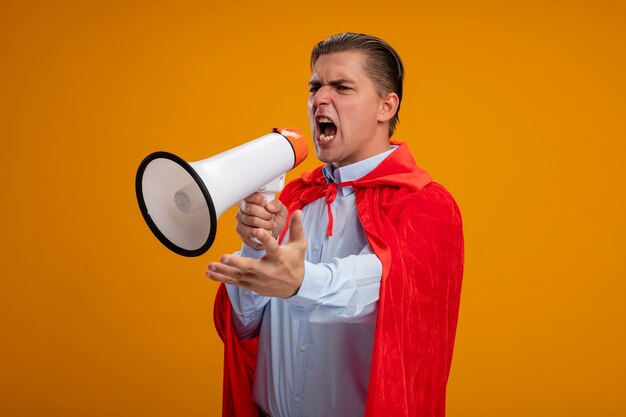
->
xmin=318 ymin=117 xmax=337 ymax=142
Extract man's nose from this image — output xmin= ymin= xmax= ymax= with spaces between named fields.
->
xmin=312 ymin=86 xmax=331 ymax=106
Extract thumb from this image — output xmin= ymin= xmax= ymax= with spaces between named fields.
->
xmin=287 ymin=210 xmax=305 ymax=244
xmin=267 ymin=199 xmax=288 ymax=217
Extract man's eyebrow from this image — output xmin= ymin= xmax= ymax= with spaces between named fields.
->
xmin=329 ymin=78 xmax=356 ymax=86
xmin=308 ymin=78 xmax=356 ymax=87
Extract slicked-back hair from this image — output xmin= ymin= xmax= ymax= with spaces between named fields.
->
xmin=310 ymin=32 xmax=404 ymax=137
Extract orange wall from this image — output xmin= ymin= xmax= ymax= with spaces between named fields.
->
xmin=1 ymin=1 xmax=624 ymax=416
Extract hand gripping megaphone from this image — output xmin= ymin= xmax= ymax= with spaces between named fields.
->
xmin=135 ymin=128 xmax=308 ymax=257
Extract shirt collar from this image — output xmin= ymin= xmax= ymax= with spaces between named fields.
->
xmin=322 ymin=146 xmax=398 ymax=196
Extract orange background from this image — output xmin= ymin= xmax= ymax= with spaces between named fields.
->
xmin=1 ymin=1 xmax=625 ymax=416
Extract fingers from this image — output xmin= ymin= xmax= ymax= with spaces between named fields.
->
xmin=236 ymin=211 xmax=275 ymax=233
xmin=238 ymin=200 xmax=274 ymax=223
xmin=205 ymin=262 xmax=240 ymax=285
xmin=237 ymin=194 xmax=276 ymax=238
xmin=253 ymin=228 xmax=280 ymax=256
xmin=265 ymin=199 xmax=286 ymax=215
xmin=243 ymin=192 xmax=267 ymax=206
xmin=239 ymin=201 xmax=273 ymax=221
xmin=239 ymin=194 xmax=271 ymax=218
xmin=236 ymin=221 xmax=269 ymax=250
xmin=205 ymin=255 xmax=253 ymax=285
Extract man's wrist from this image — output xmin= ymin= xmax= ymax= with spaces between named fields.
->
xmin=285 ymin=261 xmax=328 ymax=307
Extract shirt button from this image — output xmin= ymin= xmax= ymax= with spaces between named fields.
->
xmin=299 ymin=344 xmax=306 ymax=352
xmin=293 ymin=394 xmax=301 ymax=403
xmin=314 ymin=243 xmax=321 ymax=251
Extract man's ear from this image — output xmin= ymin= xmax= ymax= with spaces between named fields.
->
xmin=377 ymin=92 xmax=400 ymax=123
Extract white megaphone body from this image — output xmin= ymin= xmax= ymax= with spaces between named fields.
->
xmin=136 ymin=128 xmax=308 ymax=257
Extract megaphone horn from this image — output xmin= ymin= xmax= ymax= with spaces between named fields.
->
xmin=135 ymin=128 xmax=308 ymax=257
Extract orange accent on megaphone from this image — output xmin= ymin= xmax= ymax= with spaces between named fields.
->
xmin=274 ymin=127 xmax=309 ymax=168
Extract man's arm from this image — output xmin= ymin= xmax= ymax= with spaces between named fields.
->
xmin=285 ymin=246 xmax=382 ymax=323
xmin=208 ymin=194 xmax=382 ymax=326
xmin=208 ymin=211 xmax=383 ymax=324
xmin=225 ymin=244 xmax=271 ymax=339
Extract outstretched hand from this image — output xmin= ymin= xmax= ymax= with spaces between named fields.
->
xmin=206 ymin=210 xmax=307 ymax=298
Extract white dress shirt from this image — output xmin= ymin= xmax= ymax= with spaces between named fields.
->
xmin=226 ymin=147 xmax=396 ymax=417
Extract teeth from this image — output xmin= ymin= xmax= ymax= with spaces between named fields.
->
xmin=319 ymin=117 xmax=332 ymax=123
xmin=319 ymin=133 xmax=335 ymax=142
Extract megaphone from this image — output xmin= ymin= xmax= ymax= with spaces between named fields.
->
xmin=135 ymin=128 xmax=308 ymax=257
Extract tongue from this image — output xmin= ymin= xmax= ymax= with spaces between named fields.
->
xmin=324 ymin=123 xmax=337 ymax=136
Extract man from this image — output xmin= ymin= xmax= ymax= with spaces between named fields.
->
xmin=207 ymin=33 xmax=464 ymax=417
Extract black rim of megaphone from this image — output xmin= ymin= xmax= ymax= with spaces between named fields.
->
xmin=135 ymin=151 xmax=218 ymax=257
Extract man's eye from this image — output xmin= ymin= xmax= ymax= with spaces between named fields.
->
xmin=309 ymin=86 xmax=319 ymax=93
xmin=336 ymin=85 xmax=349 ymax=91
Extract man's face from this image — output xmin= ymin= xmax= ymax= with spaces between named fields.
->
xmin=308 ymin=51 xmax=390 ymax=168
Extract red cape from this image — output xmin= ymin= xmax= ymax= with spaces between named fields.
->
xmin=214 ymin=141 xmax=464 ymax=416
